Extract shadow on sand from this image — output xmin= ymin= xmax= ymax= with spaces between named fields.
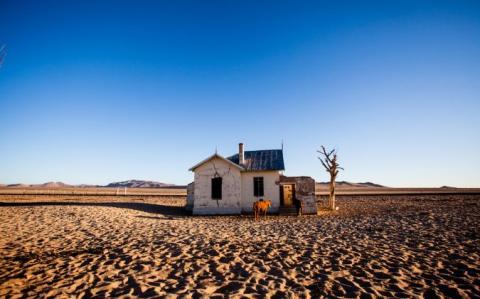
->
xmin=135 ymin=215 xmax=180 ymax=220
xmin=0 ymin=201 xmax=187 ymax=217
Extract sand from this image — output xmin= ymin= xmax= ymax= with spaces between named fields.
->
xmin=0 ymin=194 xmax=479 ymax=298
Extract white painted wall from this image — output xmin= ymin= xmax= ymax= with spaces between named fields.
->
xmin=193 ymin=157 xmax=242 ymax=215
xmin=240 ymin=171 xmax=280 ymax=213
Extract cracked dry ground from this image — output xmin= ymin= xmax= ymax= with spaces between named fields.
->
xmin=0 ymin=195 xmax=479 ymax=298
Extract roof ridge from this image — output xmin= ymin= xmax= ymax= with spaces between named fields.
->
xmin=226 ymin=149 xmax=284 ymax=171
xmin=244 ymin=149 xmax=282 ymax=152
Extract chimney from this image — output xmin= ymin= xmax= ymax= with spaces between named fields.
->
xmin=239 ymin=143 xmax=245 ymax=165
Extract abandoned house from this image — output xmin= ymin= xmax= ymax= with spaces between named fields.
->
xmin=186 ymin=143 xmax=317 ymax=215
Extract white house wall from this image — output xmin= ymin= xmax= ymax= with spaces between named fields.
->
xmin=240 ymin=171 xmax=280 ymax=213
xmin=193 ymin=157 xmax=242 ymax=215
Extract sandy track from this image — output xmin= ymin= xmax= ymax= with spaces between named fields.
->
xmin=0 ymin=195 xmax=479 ymax=298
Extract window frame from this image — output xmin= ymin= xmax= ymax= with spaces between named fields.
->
xmin=253 ymin=177 xmax=264 ymax=197
xmin=211 ymin=177 xmax=222 ymax=199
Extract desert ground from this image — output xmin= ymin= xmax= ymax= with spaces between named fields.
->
xmin=0 ymin=192 xmax=479 ymax=298
xmin=0 ymin=186 xmax=186 ymax=196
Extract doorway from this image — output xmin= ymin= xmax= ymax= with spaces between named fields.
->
xmin=280 ymin=184 xmax=295 ymax=207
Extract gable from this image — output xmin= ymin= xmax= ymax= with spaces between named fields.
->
xmin=189 ymin=153 xmax=245 ymax=172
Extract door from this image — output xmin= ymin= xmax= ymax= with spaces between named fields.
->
xmin=282 ymin=184 xmax=295 ymax=206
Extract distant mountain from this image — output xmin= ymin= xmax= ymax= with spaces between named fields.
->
xmin=356 ymin=182 xmax=386 ymax=188
xmin=31 ymin=182 xmax=73 ymax=188
xmin=316 ymin=181 xmax=386 ymax=188
xmin=6 ymin=183 xmax=31 ymax=188
xmin=3 ymin=182 xmax=73 ymax=188
xmin=1 ymin=180 xmax=178 ymax=188
xmin=105 ymin=180 xmax=175 ymax=188
xmin=77 ymin=184 xmax=101 ymax=188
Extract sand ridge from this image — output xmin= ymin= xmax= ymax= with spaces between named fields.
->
xmin=0 ymin=195 xmax=479 ymax=298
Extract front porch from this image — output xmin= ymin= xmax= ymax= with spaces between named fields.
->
xmin=277 ymin=175 xmax=317 ymax=215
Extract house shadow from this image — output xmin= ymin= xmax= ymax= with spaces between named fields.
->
xmin=135 ymin=215 xmax=180 ymax=220
xmin=0 ymin=201 xmax=187 ymax=217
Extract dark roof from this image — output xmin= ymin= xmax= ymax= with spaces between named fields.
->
xmin=227 ymin=150 xmax=285 ymax=171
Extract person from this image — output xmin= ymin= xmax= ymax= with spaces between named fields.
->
xmin=294 ymin=197 xmax=303 ymax=216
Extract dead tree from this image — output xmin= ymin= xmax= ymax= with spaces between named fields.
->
xmin=318 ymin=146 xmax=343 ymax=210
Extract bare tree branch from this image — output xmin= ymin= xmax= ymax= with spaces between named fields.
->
xmin=318 ymin=157 xmax=329 ymax=172
xmin=328 ymin=148 xmax=335 ymax=158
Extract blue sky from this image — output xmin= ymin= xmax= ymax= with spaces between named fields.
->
xmin=0 ymin=0 xmax=479 ymax=187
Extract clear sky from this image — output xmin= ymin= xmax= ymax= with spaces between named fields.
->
xmin=0 ymin=0 xmax=479 ymax=187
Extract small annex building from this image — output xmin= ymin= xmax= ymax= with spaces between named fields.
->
xmin=186 ymin=143 xmax=317 ymax=215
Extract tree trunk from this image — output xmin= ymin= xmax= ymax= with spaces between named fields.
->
xmin=329 ymin=176 xmax=336 ymax=210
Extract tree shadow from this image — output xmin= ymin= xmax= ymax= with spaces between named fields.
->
xmin=0 ymin=201 xmax=187 ymax=217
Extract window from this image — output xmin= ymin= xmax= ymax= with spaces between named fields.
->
xmin=253 ymin=177 xmax=264 ymax=197
xmin=211 ymin=177 xmax=222 ymax=199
